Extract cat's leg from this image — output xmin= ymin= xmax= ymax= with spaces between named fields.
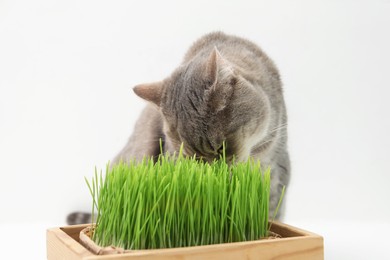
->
xmin=269 ymin=151 xmax=290 ymax=221
xmin=112 ymin=104 xmax=164 ymax=164
xmin=67 ymin=105 xmax=164 ymax=225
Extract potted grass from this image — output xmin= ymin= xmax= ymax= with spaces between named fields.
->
xmin=47 ymin=146 xmax=324 ymax=259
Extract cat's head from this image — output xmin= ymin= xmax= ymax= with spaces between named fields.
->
xmin=133 ymin=48 xmax=271 ymax=162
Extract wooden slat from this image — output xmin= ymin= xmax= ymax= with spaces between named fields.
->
xmin=47 ymin=226 xmax=94 ymax=260
xmin=84 ymin=237 xmax=323 ymax=260
xmin=47 ymin=222 xmax=324 ymax=260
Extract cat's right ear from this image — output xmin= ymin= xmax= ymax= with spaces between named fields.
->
xmin=206 ymin=47 xmax=221 ymax=84
xmin=133 ymin=82 xmax=163 ymax=106
xmin=206 ymin=47 xmax=233 ymax=86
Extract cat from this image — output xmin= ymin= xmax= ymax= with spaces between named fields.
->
xmin=67 ymin=32 xmax=290 ymax=225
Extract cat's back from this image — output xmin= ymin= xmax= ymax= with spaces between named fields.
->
xmin=183 ymin=32 xmax=280 ymax=86
xmin=183 ymin=32 xmax=256 ymax=59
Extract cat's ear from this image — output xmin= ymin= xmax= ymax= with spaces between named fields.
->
xmin=205 ymin=47 xmax=236 ymax=112
xmin=206 ymin=47 xmax=222 ymax=84
xmin=206 ymin=47 xmax=219 ymax=83
xmin=206 ymin=47 xmax=233 ymax=85
xmin=133 ymin=82 xmax=163 ymax=106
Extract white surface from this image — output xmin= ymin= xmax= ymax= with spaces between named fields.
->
xmin=1 ymin=221 xmax=390 ymax=259
xmin=1 ymin=1 xmax=390 ymax=259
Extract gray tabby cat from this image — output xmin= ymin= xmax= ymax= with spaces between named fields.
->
xmin=67 ymin=32 xmax=290 ymax=225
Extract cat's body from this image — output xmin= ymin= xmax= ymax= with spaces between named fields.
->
xmin=67 ymin=32 xmax=290 ymax=225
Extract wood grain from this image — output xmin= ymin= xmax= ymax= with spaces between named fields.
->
xmin=46 ymin=221 xmax=324 ymax=260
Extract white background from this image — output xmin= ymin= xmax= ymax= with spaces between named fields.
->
xmin=1 ymin=0 xmax=389 ymax=259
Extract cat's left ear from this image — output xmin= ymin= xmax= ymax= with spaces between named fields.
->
xmin=133 ymin=82 xmax=163 ymax=106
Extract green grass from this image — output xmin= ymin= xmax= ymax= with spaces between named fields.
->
xmin=86 ymin=146 xmax=273 ymax=250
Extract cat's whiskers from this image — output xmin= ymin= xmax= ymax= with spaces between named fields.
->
xmin=249 ymin=122 xmax=288 ymax=153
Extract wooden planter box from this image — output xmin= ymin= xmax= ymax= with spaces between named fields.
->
xmin=47 ymin=221 xmax=323 ymax=260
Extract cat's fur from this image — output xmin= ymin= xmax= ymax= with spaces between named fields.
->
xmin=67 ymin=32 xmax=290 ymax=225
